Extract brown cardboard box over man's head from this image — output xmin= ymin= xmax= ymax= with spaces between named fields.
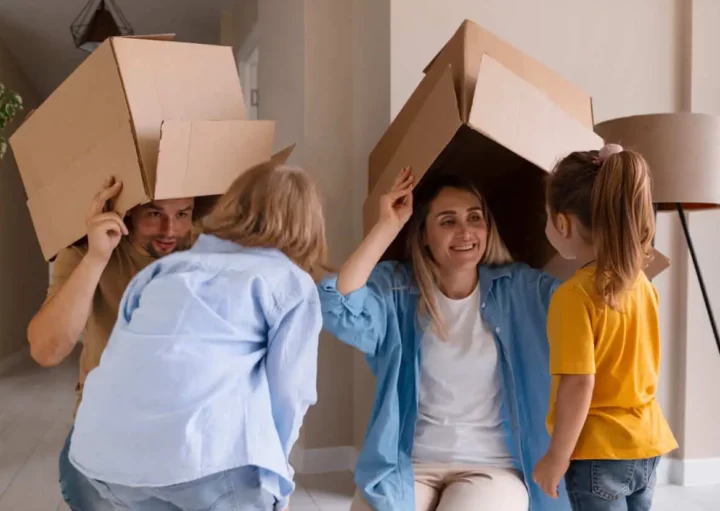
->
xmin=11 ymin=35 xmax=281 ymax=261
xmin=365 ymin=20 xmax=670 ymax=280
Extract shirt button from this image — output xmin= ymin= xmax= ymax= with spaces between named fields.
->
xmin=495 ymin=327 xmax=501 ymax=334
xmin=481 ymin=302 xmax=486 ymax=309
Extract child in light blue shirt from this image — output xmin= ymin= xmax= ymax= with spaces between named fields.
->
xmin=69 ymin=161 xmax=329 ymax=511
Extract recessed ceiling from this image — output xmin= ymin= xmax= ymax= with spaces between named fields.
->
xmin=0 ymin=0 xmax=236 ymax=99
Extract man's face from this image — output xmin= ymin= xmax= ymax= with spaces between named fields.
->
xmin=127 ymin=198 xmax=194 ymax=258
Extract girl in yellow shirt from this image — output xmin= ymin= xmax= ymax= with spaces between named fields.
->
xmin=533 ymin=144 xmax=678 ymax=511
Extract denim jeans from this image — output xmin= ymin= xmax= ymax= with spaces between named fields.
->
xmin=564 ymin=457 xmax=661 ymax=511
xmin=60 ymin=427 xmax=116 ymax=511
xmin=89 ymin=466 xmax=277 ymax=511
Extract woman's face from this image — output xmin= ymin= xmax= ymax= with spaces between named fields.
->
xmin=423 ymin=187 xmax=488 ymax=272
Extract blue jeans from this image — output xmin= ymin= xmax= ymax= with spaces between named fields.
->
xmin=564 ymin=457 xmax=661 ymax=511
xmin=59 ymin=427 xmax=115 ymax=511
xmin=88 ymin=466 xmax=276 ymax=511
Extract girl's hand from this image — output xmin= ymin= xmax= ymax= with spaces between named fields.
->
xmin=378 ymin=167 xmax=414 ymax=232
xmin=533 ymin=452 xmax=570 ymax=498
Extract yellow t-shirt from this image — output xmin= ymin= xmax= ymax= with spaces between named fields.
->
xmin=546 ymin=266 xmax=678 ymax=460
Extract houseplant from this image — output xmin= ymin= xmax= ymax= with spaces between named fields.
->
xmin=0 ymin=82 xmax=23 ymax=159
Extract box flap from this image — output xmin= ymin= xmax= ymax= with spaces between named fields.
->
xmin=154 ymin=120 xmax=275 ymax=200
xmin=424 ymin=20 xmax=593 ymax=129
xmin=368 ymin=62 xmax=462 ymax=196
xmin=364 ymin=65 xmax=463 ymax=231
xmin=9 ymin=39 xmax=148 ymax=261
xmin=468 ymin=54 xmax=603 ymax=173
xmin=112 ymin=38 xmax=247 ymax=193
xmin=270 ymin=144 xmax=296 ymax=165
xmin=25 ymin=124 xmax=147 ymax=261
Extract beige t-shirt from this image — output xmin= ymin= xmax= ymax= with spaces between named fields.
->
xmin=48 ymin=238 xmax=155 ymax=413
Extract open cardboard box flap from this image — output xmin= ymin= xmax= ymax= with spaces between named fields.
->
xmin=154 ymin=120 xmax=276 ymax=199
xmin=368 ymin=20 xmax=595 ymax=194
xmin=10 ymin=34 xmax=263 ymax=261
xmin=364 ymin=57 xmax=603 ymax=269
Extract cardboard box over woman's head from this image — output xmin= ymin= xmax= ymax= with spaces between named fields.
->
xmin=365 ymin=20 xmax=670 ymax=279
xmin=362 ymin=21 xmax=580 ymax=269
xmin=11 ymin=35 xmax=277 ymax=261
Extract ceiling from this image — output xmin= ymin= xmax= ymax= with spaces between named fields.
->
xmin=0 ymin=0 xmax=236 ymax=98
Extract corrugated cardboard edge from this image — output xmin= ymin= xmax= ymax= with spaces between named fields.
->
xmin=117 ymin=33 xmax=176 ymax=42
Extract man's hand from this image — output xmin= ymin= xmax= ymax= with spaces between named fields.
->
xmin=533 ymin=451 xmax=569 ymax=498
xmin=86 ymin=177 xmax=128 ymax=263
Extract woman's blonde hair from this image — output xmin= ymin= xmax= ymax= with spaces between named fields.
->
xmin=202 ymin=161 xmax=330 ymax=280
xmin=546 ymin=146 xmax=655 ymax=308
xmin=405 ymin=173 xmax=512 ymax=335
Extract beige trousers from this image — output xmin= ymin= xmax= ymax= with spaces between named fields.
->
xmin=350 ymin=464 xmax=528 ymax=511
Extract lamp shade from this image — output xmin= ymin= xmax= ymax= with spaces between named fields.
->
xmin=595 ymin=113 xmax=720 ymax=211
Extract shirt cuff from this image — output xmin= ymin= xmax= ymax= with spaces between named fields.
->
xmin=319 ymin=275 xmax=369 ymax=317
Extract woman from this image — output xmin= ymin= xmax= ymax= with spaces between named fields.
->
xmin=319 ymin=168 xmax=568 ymax=511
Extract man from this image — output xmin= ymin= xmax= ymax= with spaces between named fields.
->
xmin=27 ymin=177 xmax=195 ymax=510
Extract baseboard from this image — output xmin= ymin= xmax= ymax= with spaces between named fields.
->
xmin=0 ymin=347 xmax=29 ymax=376
xmin=657 ymin=456 xmax=720 ymax=486
xmin=293 ymin=446 xmax=358 ymax=474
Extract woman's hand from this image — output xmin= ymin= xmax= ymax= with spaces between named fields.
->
xmin=378 ymin=167 xmax=414 ymax=233
xmin=335 ymin=167 xmax=414 ymax=296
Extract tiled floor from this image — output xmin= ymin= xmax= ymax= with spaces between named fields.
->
xmin=1 ymin=348 xmax=718 ymax=511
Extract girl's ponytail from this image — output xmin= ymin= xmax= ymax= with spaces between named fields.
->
xmin=590 ymin=147 xmax=655 ymax=307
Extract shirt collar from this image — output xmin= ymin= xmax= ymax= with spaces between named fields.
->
xmin=190 ymin=234 xmax=287 ymax=261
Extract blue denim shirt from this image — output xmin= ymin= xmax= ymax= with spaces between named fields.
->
xmin=319 ymin=261 xmax=569 ymax=511
xmin=70 ymin=235 xmax=321 ymax=509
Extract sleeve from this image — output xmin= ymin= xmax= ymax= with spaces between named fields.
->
xmin=46 ymin=246 xmax=86 ymax=301
xmin=513 ymin=264 xmax=561 ymax=314
xmin=547 ymin=282 xmax=596 ymax=375
xmin=266 ymin=286 xmax=322 ymax=461
xmin=317 ymin=262 xmax=399 ymax=356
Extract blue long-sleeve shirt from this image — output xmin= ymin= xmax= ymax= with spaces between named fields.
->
xmin=319 ymin=261 xmax=568 ymax=511
xmin=70 ymin=234 xmax=320 ymax=507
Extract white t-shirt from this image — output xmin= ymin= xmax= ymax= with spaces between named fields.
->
xmin=412 ymin=284 xmax=514 ymax=467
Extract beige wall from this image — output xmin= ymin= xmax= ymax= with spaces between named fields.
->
xmin=350 ymin=0 xmax=391 ymax=448
xmin=0 ymin=40 xmax=46 ymax=360
xmin=259 ymin=0 xmax=357 ymax=450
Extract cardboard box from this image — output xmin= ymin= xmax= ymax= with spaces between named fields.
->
xmin=11 ymin=35 xmax=275 ymax=261
xmin=368 ymin=20 xmax=595 ymax=193
xmin=365 ymin=20 xmax=603 ymax=269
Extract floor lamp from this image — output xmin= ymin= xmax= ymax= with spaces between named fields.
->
xmin=596 ymin=113 xmax=720 ymax=355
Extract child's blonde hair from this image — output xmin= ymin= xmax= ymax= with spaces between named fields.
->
xmin=202 ymin=161 xmax=330 ymax=280
xmin=546 ymin=144 xmax=655 ymax=308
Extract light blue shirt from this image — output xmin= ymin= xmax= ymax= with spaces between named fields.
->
xmin=70 ymin=234 xmax=321 ymax=507
xmin=319 ymin=261 xmax=569 ymax=511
